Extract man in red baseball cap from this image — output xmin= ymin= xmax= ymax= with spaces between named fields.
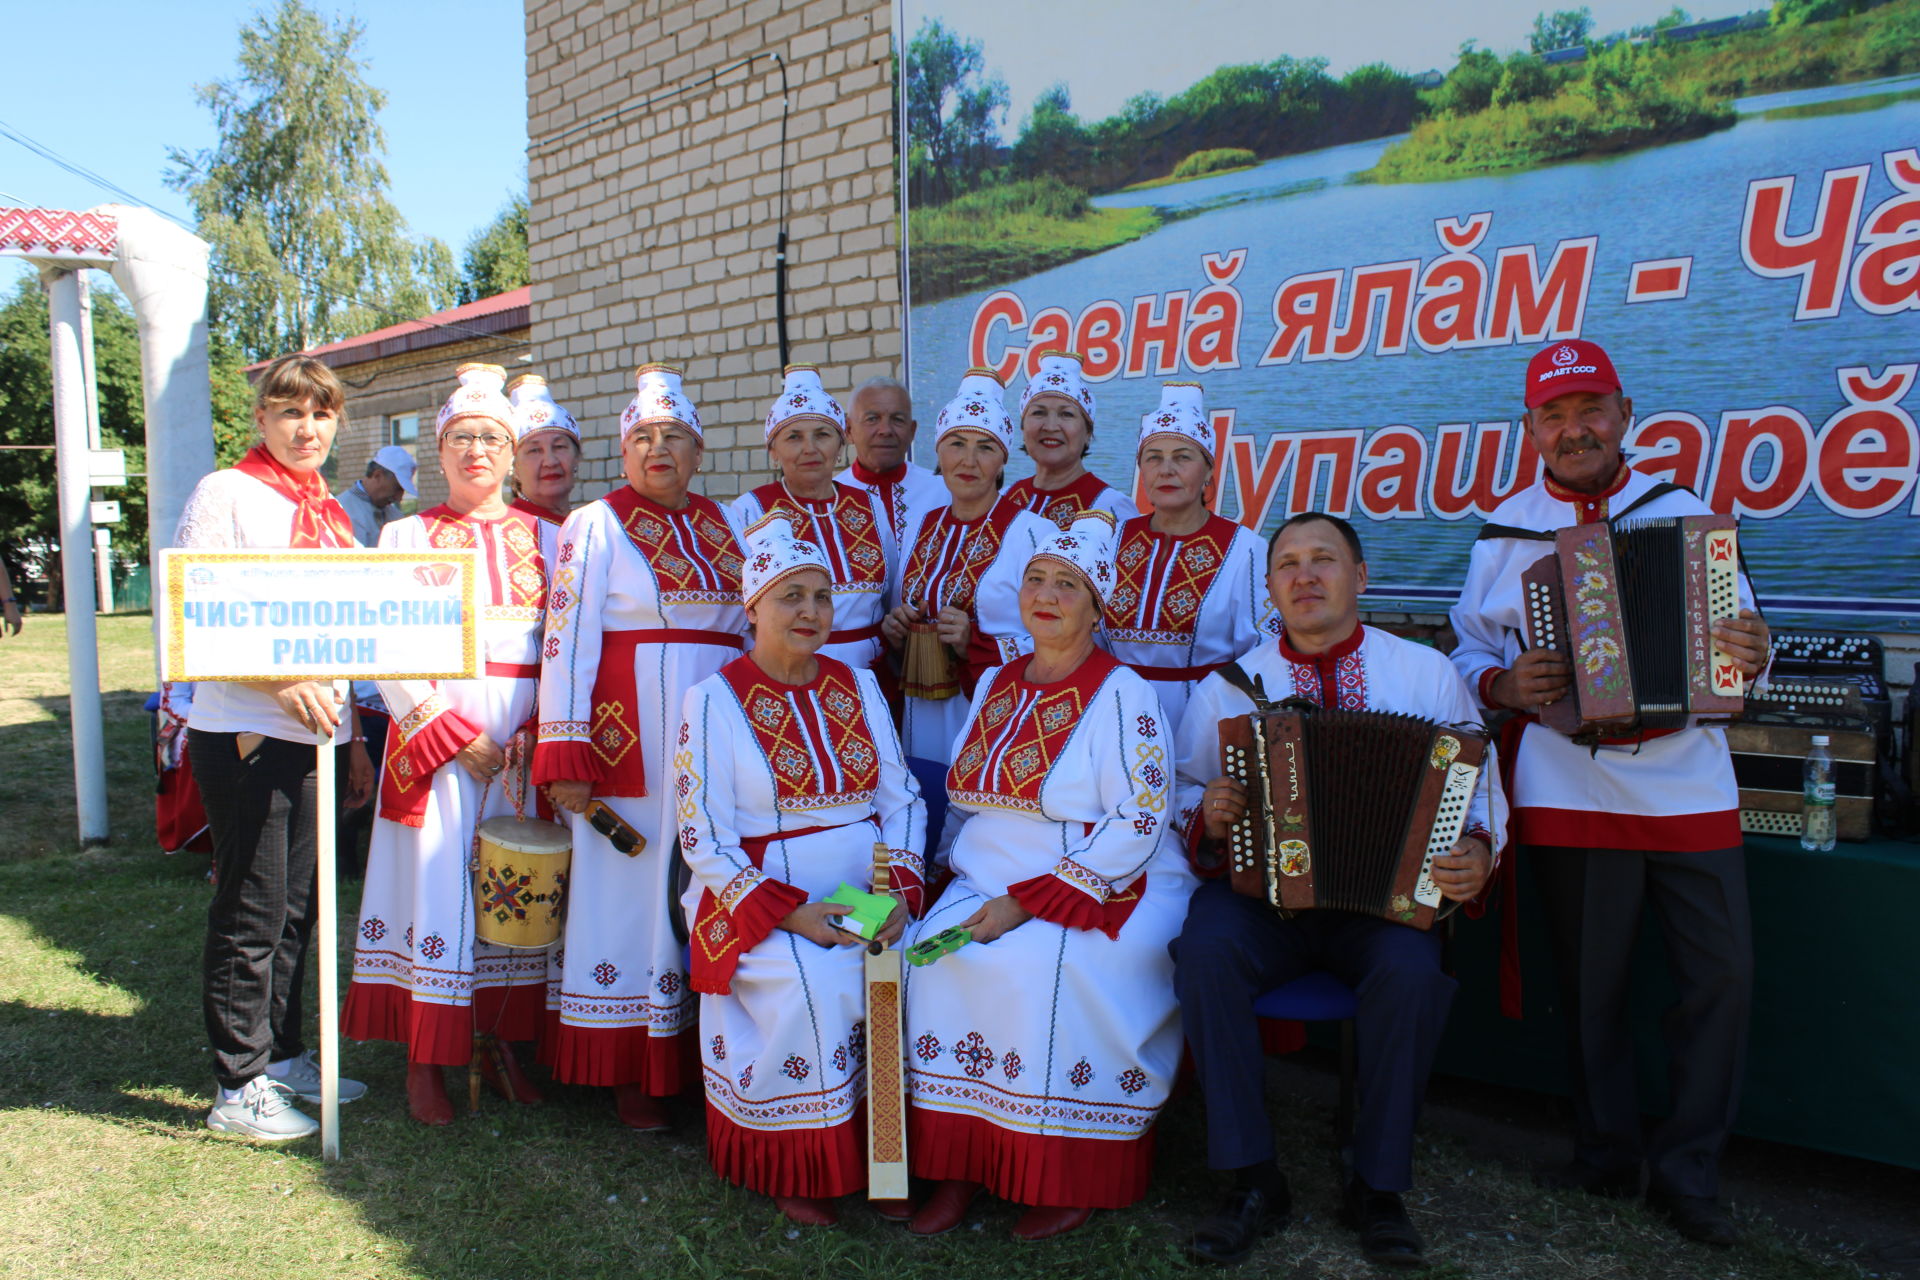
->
xmin=1447 ymin=339 xmax=1771 ymax=1248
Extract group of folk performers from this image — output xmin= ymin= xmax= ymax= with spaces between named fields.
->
xmin=172 ymin=337 xmax=1772 ymax=1265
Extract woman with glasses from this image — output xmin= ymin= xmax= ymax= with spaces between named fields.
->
xmin=534 ymin=365 xmax=748 ymax=1132
xmin=343 ymin=363 xmax=559 ymax=1125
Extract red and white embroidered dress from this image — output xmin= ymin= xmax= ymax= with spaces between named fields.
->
xmin=1004 ymin=471 xmax=1137 ymax=531
xmin=342 ymin=506 xmax=558 ymax=1063
xmin=1449 ymin=469 xmax=1758 ymax=852
xmin=1172 ymin=626 xmax=1503 ymax=870
xmin=675 ymin=656 xmax=925 ymax=1196
xmin=902 ymin=652 xmax=1194 ymax=1209
xmin=531 ymin=486 xmax=747 ymax=1091
xmin=836 ymin=458 xmax=945 ymax=550
xmin=1104 ymin=513 xmax=1279 ymax=730
xmin=732 ymin=481 xmax=895 ymax=670
xmin=892 ymin=496 xmax=1054 ymax=766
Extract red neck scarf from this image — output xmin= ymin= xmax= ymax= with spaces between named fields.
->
xmin=234 ymin=445 xmax=354 ymax=548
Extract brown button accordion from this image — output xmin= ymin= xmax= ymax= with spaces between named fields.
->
xmin=1521 ymin=515 xmax=1745 ymax=738
xmin=1218 ymin=702 xmax=1489 ymax=931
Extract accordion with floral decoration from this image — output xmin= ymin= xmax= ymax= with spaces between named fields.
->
xmin=1521 ymin=516 xmax=1745 ymax=739
xmin=1219 ymin=702 xmax=1488 ymax=932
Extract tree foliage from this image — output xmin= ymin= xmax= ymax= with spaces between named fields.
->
xmin=1770 ymin=0 xmax=1888 ymax=24
xmin=1426 ymin=43 xmax=1506 ymax=116
xmin=458 ymin=193 xmax=531 ymax=304
xmin=165 ymin=0 xmax=455 ymax=361
xmin=0 ymin=279 xmax=151 ymax=596
xmin=1007 ymin=58 xmax=1418 ymax=194
xmin=904 ymin=19 xmax=1009 ymax=205
xmin=1530 ymin=7 xmax=1597 ymax=53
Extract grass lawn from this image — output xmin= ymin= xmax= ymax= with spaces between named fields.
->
xmin=0 ymin=617 xmax=1871 ymax=1278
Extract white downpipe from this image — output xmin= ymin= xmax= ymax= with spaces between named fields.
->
xmin=102 ymin=205 xmax=217 ymax=683
xmin=44 ymin=268 xmax=110 ymax=846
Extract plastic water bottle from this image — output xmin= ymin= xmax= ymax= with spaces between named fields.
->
xmin=1800 ymin=735 xmax=1836 ymax=852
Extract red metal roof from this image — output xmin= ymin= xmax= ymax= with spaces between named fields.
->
xmin=248 ymin=286 xmax=530 ymax=372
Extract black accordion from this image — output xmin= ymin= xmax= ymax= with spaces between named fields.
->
xmin=1521 ymin=515 xmax=1745 ymax=738
xmin=1218 ymin=700 xmax=1489 ymax=931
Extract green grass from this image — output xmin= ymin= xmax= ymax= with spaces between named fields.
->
xmin=909 ymin=177 xmax=1161 ymax=304
xmin=0 ymin=618 xmax=1876 ymax=1278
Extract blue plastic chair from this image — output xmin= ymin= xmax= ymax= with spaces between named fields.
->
xmin=1251 ymin=971 xmax=1359 ymax=1144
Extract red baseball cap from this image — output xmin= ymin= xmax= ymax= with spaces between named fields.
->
xmin=1524 ymin=339 xmax=1622 ymax=408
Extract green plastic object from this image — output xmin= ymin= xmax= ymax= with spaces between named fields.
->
xmin=905 ymin=926 xmax=973 ymax=967
xmin=824 ymin=882 xmax=897 ymax=942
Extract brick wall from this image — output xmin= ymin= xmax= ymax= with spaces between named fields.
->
xmin=524 ymin=0 xmax=899 ymax=500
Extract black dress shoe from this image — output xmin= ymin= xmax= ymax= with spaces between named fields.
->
xmin=1342 ymin=1177 xmax=1425 ymax=1269
xmin=1188 ymin=1181 xmax=1291 ymax=1266
xmin=1533 ymin=1159 xmax=1642 ymax=1199
xmin=1646 ymin=1190 xmax=1739 ymax=1247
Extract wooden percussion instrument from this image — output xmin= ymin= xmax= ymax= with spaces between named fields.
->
xmin=474 ymin=815 xmax=571 ymax=949
xmin=902 ymin=618 xmax=959 ymax=700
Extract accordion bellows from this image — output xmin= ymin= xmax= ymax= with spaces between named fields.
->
xmin=1219 ymin=706 xmax=1488 ymax=931
xmin=1522 ymin=515 xmax=1744 ymax=738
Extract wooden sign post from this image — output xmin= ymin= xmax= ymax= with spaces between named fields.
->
xmin=159 ymin=548 xmax=482 ymax=1159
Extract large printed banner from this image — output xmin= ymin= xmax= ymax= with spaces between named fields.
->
xmin=159 ymin=549 xmax=482 ymax=682
xmin=897 ymin=0 xmax=1920 ymax=626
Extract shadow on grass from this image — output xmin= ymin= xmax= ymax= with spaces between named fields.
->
xmin=0 ymin=840 xmax=1882 ymax=1280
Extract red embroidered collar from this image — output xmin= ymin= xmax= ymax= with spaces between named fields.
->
xmin=1278 ymin=624 xmax=1365 ymax=667
xmin=851 ymin=460 xmax=908 ymax=486
xmin=1542 ymin=463 xmax=1630 ymax=507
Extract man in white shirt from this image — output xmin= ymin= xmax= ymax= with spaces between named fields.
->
xmin=835 ymin=377 xmax=943 ymax=549
xmin=334 ymin=445 xmax=416 ymax=547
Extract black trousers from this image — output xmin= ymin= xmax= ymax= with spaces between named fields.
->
xmin=1172 ymin=878 xmax=1457 ymax=1191
xmin=1529 ymin=844 xmax=1753 ymax=1199
xmin=189 ymin=729 xmax=319 ymax=1090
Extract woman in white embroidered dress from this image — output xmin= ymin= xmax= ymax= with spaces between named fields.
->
xmin=731 ymin=365 xmax=894 ymax=671
xmin=881 ymin=369 xmax=1054 ymax=846
xmin=676 ymin=522 xmax=925 ymax=1227
xmin=900 ymin=517 xmax=1195 ymax=1241
xmin=505 ymin=373 xmax=580 ymax=526
xmin=1004 ymin=350 xmax=1138 ymax=530
xmin=1104 ymin=381 xmax=1277 ymax=730
xmin=534 ymin=365 xmax=747 ymax=1131
xmin=342 ymin=363 xmax=558 ymax=1125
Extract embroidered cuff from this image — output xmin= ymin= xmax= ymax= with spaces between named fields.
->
xmin=1007 ymin=872 xmax=1105 ymax=931
xmin=723 ymin=867 xmax=809 ymax=954
xmin=1182 ymin=806 xmax=1229 ymax=879
xmin=532 ymin=735 xmax=602 ymax=786
xmin=394 ymin=701 xmax=483 ymax=776
xmin=1476 ymin=666 xmax=1507 ymax=709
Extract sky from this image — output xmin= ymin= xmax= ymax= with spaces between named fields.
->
xmin=908 ymin=0 xmax=1754 ymax=123
xmin=1 ymin=0 xmax=525 ymax=290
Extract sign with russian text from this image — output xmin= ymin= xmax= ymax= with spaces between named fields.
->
xmin=158 ymin=549 xmax=482 ymax=681
xmin=897 ymin=0 xmax=1920 ymax=626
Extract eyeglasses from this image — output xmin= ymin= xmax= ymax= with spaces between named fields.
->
xmin=443 ymin=431 xmax=513 ymax=453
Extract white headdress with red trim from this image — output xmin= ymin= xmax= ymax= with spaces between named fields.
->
xmin=436 ymin=362 xmax=514 ymax=437
xmin=740 ymin=509 xmax=832 ymax=608
xmin=1137 ymin=380 xmax=1211 ymax=457
xmin=1029 ymin=510 xmax=1118 ymax=607
xmin=764 ymin=364 xmax=846 ymax=441
xmin=621 ymin=364 xmax=702 ymax=440
xmin=934 ymin=366 xmax=1015 ymax=455
xmin=1019 ymin=350 xmax=1096 ymax=428
xmin=506 ymin=374 xmax=580 ymax=444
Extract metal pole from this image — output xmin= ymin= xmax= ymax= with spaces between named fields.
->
xmin=94 ymin=528 xmax=114 ymax=613
xmin=316 ymin=735 xmax=341 ymax=1160
xmin=44 ymin=268 xmax=110 ymax=846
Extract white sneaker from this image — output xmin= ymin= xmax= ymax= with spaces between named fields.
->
xmin=267 ymin=1050 xmax=369 ymax=1105
xmin=205 ymin=1075 xmax=319 ymax=1141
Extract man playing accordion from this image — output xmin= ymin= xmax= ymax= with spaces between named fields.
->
xmin=1450 ymin=340 xmax=1770 ymax=1247
xmin=1172 ymin=512 xmax=1502 ymax=1269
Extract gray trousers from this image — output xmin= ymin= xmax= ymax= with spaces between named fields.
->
xmin=1529 ymin=844 xmax=1753 ymax=1199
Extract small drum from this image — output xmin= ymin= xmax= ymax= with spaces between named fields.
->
xmin=902 ymin=619 xmax=959 ymax=701
xmin=474 ymin=815 xmax=571 ymax=949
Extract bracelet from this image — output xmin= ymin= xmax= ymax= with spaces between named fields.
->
xmin=1 ymin=598 xmax=15 ymax=606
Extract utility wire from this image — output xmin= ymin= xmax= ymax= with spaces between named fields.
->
xmin=529 ymin=52 xmax=771 ymax=153
xmin=0 ymin=118 xmax=193 ymax=227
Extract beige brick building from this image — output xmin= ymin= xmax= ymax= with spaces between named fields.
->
xmin=524 ymin=0 xmax=899 ymax=499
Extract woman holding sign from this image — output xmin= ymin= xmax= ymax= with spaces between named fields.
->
xmin=534 ymin=365 xmax=747 ymax=1131
xmin=900 ymin=517 xmax=1193 ymax=1241
xmin=173 ymin=354 xmax=375 ymax=1141
xmin=675 ymin=517 xmax=924 ymax=1226
xmin=342 ymin=363 xmax=559 ymax=1125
